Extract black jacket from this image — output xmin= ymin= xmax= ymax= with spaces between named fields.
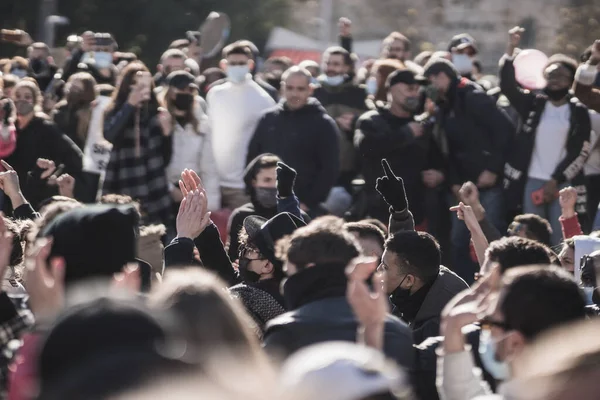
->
xmin=263 ymin=263 xmax=415 ymax=371
xmin=5 ymin=116 xmax=83 ymax=209
xmin=355 ymin=105 xmax=444 ymax=223
xmin=247 ymin=98 xmax=340 ymax=208
xmin=313 ymin=81 xmax=368 ymax=187
xmin=500 ymin=56 xmax=591 ymax=212
xmin=437 ymin=77 xmax=513 ymax=186
xmin=391 ymin=267 xmax=468 ymax=345
xmin=52 ymin=102 xmax=87 ymax=150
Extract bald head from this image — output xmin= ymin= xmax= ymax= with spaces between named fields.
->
xmin=282 ymin=67 xmax=313 ymax=110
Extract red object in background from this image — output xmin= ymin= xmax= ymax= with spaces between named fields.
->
xmin=268 ymin=49 xmax=321 ymax=64
xmin=211 ymin=208 xmax=233 ymax=244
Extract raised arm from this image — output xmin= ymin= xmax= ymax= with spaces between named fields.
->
xmin=573 ymin=40 xmax=600 ymax=113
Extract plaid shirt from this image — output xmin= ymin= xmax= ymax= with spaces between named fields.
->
xmin=0 ymin=293 xmax=34 ymax=399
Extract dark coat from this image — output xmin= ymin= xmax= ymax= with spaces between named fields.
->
xmin=500 ymin=57 xmax=591 ymax=213
xmin=247 ymin=98 xmax=340 ymax=208
xmin=436 ymin=77 xmax=513 ymax=186
xmin=263 ymin=263 xmax=415 ymax=371
xmin=355 ymin=105 xmax=444 ymax=223
xmin=5 ymin=116 xmax=83 ymax=209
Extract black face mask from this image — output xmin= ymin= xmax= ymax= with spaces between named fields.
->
xmin=254 ymin=187 xmax=278 ymax=209
xmin=544 ymin=87 xmax=569 ymax=101
xmin=29 ymin=58 xmax=47 ymax=73
xmin=238 ymin=258 xmax=263 ymax=283
xmin=173 ymin=93 xmax=194 ymax=110
xmin=389 ymin=274 xmax=412 ymax=306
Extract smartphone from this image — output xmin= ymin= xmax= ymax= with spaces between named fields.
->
xmin=531 ymin=188 xmax=545 ymax=206
xmin=136 ymin=71 xmax=152 ymax=102
xmin=94 ymin=33 xmax=113 ymax=48
xmin=0 ymin=29 xmax=23 ymax=44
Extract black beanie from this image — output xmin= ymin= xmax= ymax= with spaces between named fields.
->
xmin=39 ymin=204 xmax=139 ymax=285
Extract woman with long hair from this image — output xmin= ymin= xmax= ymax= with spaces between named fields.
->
xmin=4 ymin=78 xmax=83 ymax=210
xmin=102 ymin=62 xmax=172 ymax=224
xmin=158 ymin=71 xmax=220 ymax=211
xmin=52 ymin=72 xmax=97 ymax=150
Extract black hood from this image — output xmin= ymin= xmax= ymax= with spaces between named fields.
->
xmin=277 ymin=97 xmax=328 ymax=115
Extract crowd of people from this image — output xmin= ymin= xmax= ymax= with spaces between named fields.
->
xmin=0 ymin=15 xmax=598 ymax=399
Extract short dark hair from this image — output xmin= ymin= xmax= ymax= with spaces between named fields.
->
xmin=511 ymin=214 xmax=552 ymax=246
xmin=383 ymin=32 xmax=412 ymax=52
xmin=160 ymin=49 xmax=186 ymax=64
xmin=324 ymin=46 xmax=352 ymax=67
xmin=276 ymin=216 xmax=360 ymax=270
xmin=223 ymin=43 xmax=253 ymax=59
xmin=501 ymin=266 xmax=586 ymax=341
xmin=169 ymin=39 xmax=190 ymax=50
xmin=361 ymin=219 xmax=389 ymax=236
xmin=545 ymin=54 xmax=578 ymax=80
xmin=345 ymin=222 xmax=386 ymax=251
xmin=485 ymin=237 xmax=551 ymax=273
xmin=266 ymin=56 xmax=293 ymax=70
xmin=384 ymin=231 xmax=441 ymax=282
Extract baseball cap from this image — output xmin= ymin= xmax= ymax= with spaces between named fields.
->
xmin=166 ymin=70 xmax=198 ymax=90
xmin=448 ymin=33 xmax=478 ymax=54
xmin=386 ymin=68 xmax=428 ymax=89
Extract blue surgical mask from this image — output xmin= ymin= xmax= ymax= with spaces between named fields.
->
xmin=324 ymin=74 xmax=345 ymax=86
xmin=94 ymin=52 xmax=113 ymax=69
xmin=227 ymin=65 xmax=250 ymax=84
xmin=452 ymin=53 xmax=473 ymax=75
xmin=583 ymin=287 xmax=595 ymax=305
xmin=10 ymin=69 xmax=27 ymax=79
xmin=479 ymin=329 xmax=510 ymax=381
xmin=311 ymin=77 xmax=318 ymax=85
xmin=81 ymin=52 xmax=93 ymax=64
xmin=366 ymin=77 xmax=378 ymax=96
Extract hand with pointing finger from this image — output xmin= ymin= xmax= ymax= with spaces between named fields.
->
xmin=0 ymin=160 xmax=26 ymax=208
xmin=376 ymin=159 xmax=408 ymax=212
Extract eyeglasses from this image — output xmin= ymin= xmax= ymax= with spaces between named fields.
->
xmin=480 ymin=317 xmax=511 ymax=331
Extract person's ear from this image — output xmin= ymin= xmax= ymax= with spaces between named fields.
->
xmin=505 ymin=331 xmax=527 ymax=362
xmin=219 ymin=59 xmax=227 ymax=70
xmin=308 ymin=83 xmax=314 ymax=96
xmin=248 ymin=59 xmax=255 ymax=71
xmin=263 ymin=261 xmax=274 ymax=275
xmin=157 ymin=64 xmax=163 ymax=73
xmin=406 ymin=274 xmax=416 ymax=288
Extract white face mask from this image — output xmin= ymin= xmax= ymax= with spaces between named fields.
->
xmin=479 ymin=329 xmax=510 ymax=381
xmin=227 ymin=65 xmax=250 ymax=83
xmin=452 ymin=53 xmax=473 ymax=75
xmin=324 ymin=74 xmax=345 ymax=86
xmin=583 ymin=286 xmax=595 ymax=305
xmin=366 ymin=76 xmax=378 ymax=96
xmin=94 ymin=52 xmax=113 ymax=69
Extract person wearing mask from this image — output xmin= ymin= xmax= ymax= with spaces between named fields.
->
xmin=207 ymin=43 xmax=276 ymax=210
xmin=1 ymin=74 xmax=19 ymax=100
xmin=313 ymin=46 xmax=368 ymax=209
xmin=5 ymin=57 xmax=28 ymax=79
xmin=209 ymin=40 xmax=279 ymax=102
xmin=102 ymin=62 xmax=172 ymax=225
xmin=263 ymin=216 xmax=415 ymax=371
xmin=423 ymin=57 xmax=512 ymax=283
xmin=447 ymin=33 xmax=479 ymax=80
xmin=52 ymin=72 xmax=97 ymax=151
xmin=247 ymin=67 xmax=340 ymax=215
xmin=5 ymin=79 xmax=83 ymax=210
xmin=153 ymin=49 xmax=187 ymax=89
xmin=381 ymin=230 xmax=468 ymax=344
xmin=227 ymin=155 xmax=309 ymax=262
xmin=438 ymin=266 xmax=587 ymax=400
xmin=364 ymin=59 xmax=405 ymax=105
xmin=501 ymin=27 xmax=591 ymax=245
xmin=159 ymin=70 xmax=220 ymax=212
xmin=261 ymin=56 xmax=293 ymax=92
xmin=63 ymin=32 xmax=117 ymax=86
xmin=26 ymin=42 xmax=58 ymax=92
xmin=356 ymin=69 xmax=441 ymax=225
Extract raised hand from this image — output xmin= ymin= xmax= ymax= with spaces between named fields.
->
xmin=0 ymin=160 xmax=24 ymax=207
xmin=559 ymin=186 xmax=578 ymax=219
xmin=0 ymin=216 xmax=13 ymax=292
xmin=178 ymin=169 xmax=205 ymax=199
xmin=508 ymin=26 xmax=524 ymax=56
xmin=276 ymin=162 xmax=297 ymax=198
xmin=176 ymin=189 xmax=211 ymax=239
xmin=338 ymin=17 xmax=352 ymax=37
xmin=376 ymin=159 xmax=408 ymax=212
xmin=24 ymin=239 xmax=65 ymax=321
xmin=459 ymin=181 xmax=486 ymax=221
xmin=450 ymin=202 xmax=480 ymax=234
xmin=36 ymin=158 xmax=56 ymax=180
xmin=57 ymin=174 xmax=75 ymax=198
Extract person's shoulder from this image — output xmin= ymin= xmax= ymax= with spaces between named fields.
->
xmin=437 ymin=266 xmax=469 ymax=291
xmin=265 ymin=309 xmax=300 ymax=332
xmin=230 ymin=204 xmax=256 ymax=220
xmin=383 ymin=313 xmax=412 ymax=335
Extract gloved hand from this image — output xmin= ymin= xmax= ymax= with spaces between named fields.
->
xmin=276 ymin=162 xmax=297 ymax=198
xmin=376 ymin=159 xmax=408 ymax=212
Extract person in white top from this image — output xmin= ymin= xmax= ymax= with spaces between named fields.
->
xmin=207 ymin=43 xmax=276 ymax=209
xmin=159 ymin=70 xmax=220 ymax=211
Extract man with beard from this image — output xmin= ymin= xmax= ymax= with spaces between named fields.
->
xmin=27 ymin=42 xmax=58 ymax=92
xmin=248 ymin=67 xmax=339 ymax=215
xmin=355 ymin=68 xmax=439 ymax=225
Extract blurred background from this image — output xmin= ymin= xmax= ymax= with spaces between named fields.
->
xmin=1 ymin=0 xmax=599 ymax=70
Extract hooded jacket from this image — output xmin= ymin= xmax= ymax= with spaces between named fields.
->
xmin=247 ymin=98 xmax=340 ymax=208
xmin=500 ymin=56 xmax=591 ymax=212
xmin=263 ymin=263 xmax=415 ymax=371
xmin=436 ymin=77 xmax=513 ymax=187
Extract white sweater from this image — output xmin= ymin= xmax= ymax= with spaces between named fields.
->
xmin=206 ymin=76 xmax=275 ymax=189
xmin=166 ymin=100 xmax=221 ymax=211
